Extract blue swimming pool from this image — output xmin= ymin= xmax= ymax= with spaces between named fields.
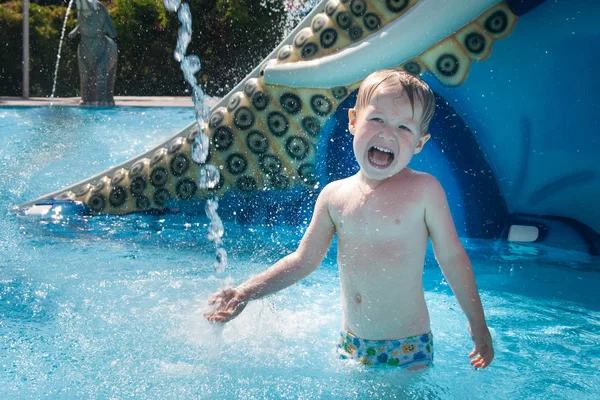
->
xmin=1 ymin=107 xmax=599 ymax=398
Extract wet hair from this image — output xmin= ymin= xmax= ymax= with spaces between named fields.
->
xmin=354 ymin=69 xmax=435 ymax=136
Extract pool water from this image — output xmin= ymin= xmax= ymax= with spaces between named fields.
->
xmin=1 ymin=107 xmax=599 ymax=399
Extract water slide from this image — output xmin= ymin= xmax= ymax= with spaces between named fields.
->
xmin=15 ymin=0 xmax=600 ymax=254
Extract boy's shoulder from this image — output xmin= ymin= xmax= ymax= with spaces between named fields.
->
xmin=319 ymin=177 xmax=351 ymax=198
xmin=395 ymin=168 xmax=440 ymax=187
xmin=406 ymin=170 xmax=447 ymax=205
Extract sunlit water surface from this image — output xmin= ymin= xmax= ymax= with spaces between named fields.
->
xmin=1 ymin=107 xmax=599 ymax=399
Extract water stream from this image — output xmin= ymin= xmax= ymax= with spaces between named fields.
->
xmin=50 ymin=0 xmax=76 ymax=105
xmin=164 ymin=0 xmax=228 ymax=274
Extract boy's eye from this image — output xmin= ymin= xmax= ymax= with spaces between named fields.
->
xmin=369 ymin=118 xmax=383 ymax=122
xmin=398 ymin=125 xmax=412 ymax=132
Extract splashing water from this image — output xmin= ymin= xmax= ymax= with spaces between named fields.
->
xmin=191 ymin=134 xmax=210 ymax=165
xmin=197 ymin=165 xmax=220 ymax=190
xmin=50 ymin=0 xmax=76 ymax=105
xmin=164 ymin=0 xmax=226 ymax=273
xmin=281 ymin=0 xmax=319 ymax=37
xmin=163 ymin=0 xmax=180 ymax=13
xmin=205 ymin=199 xmax=227 ymax=274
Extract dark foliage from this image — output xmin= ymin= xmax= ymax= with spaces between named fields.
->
xmin=0 ymin=0 xmax=286 ymax=97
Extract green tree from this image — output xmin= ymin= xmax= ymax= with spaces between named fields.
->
xmin=0 ymin=0 xmax=287 ymax=97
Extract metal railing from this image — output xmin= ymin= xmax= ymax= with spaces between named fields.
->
xmin=22 ymin=0 xmax=29 ymax=98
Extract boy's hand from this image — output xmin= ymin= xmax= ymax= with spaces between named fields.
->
xmin=468 ymin=326 xmax=494 ymax=369
xmin=204 ymin=287 xmax=248 ymax=323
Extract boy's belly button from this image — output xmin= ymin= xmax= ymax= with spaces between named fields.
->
xmin=354 ymin=293 xmax=362 ymax=304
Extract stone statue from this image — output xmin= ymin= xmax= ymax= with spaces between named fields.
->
xmin=68 ymin=0 xmax=118 ymax=106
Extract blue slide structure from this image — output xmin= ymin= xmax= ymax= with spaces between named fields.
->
xmin=16 ymin=0 xmax=599 ymax=254
xmin=222 ymin=0 xmax=600 ymax=254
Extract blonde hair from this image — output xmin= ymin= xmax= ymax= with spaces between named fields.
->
xmin=354 ymin=69 xmax=435 ymax=135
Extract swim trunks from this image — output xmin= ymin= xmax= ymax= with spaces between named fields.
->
xmin=337 ymin=330 xmax=434 ymax=368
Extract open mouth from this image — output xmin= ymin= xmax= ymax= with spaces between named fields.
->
xmin=368 ymin=145 xmax=395 ymax=168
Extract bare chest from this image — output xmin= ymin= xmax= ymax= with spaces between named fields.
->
xmin=331 ymin=190 xmax=426 ymax=243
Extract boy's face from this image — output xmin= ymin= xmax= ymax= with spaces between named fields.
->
xmin=348 ymin=88 xmax=430 ymax=181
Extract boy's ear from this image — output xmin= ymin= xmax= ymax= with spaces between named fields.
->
xmin=348 ymin=109 xmax=357 ymax=135
xmin=413 ymin=133 xmax=431 ymax=154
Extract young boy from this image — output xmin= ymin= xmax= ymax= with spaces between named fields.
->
xmin=205 ymin=69 xmax=494 ymax=370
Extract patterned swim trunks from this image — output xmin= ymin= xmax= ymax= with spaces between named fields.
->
xmin=337 ymin=330 xmax=434 ymax=368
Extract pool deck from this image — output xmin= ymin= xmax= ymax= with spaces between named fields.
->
xmin=0 ymin=96 xmax=197 ymax=107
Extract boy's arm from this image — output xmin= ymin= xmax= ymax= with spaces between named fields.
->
xmin=205 ymin=184 xmax=336 ymax=322
xmin=423 ymin=175 xmax=494 ymax=368
xmin=237 ymin=185 xmax=336 ymax=300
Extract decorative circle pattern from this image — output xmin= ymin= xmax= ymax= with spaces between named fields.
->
xmin=436 ymin=54 xmax=460 ymax=77
xmin=170 ymin=154 xmax=190 ymax=177
xmin=336 ymin=12 xmax=352 ymax=29
xmin=363 ymin=13 xmax=380 ymax=31
xmin=278 ymin=45 xmax=292 ymax=61
xmin=76 ymin=184 xmax=91 ymax=197
xmin=484 ymin=10 xmax=508 ymax=34
xmin=176 ymin=178 xmax=197 ymax=200
xmin=286 ymin=136 xmax=310 ymax=160
xmin=332 ymin=86 xmax=348 ymax=100
xmin=312 ymin=14 xmax=327 ymax=32
xmin=320 ymin=28 xmax=338 ymax=49
xmin=88 ymin=193 xmax=106 ymax=212
xmin=209 ymin=110 xmax=224 ymax=128
xmin=302 ymin=117 xmax=321 ymax=137
xmin=246 ymin=130 xmax=269 ymax=154
xmin=213 ymin=126 xmax=234 ymax=151
xmin=252 ymin=92 xmax=269 ymax=111
xmin=129 ymin=161 xmax=145 ymax=178
xmin=92 ymin=180 xmax=105 ymax=192
xmin=153 ymin=189 xmax=171 ymax=207
xmin=233 ymin=106 xmax=255 ymax=130
xmin=464 ymin=32 xmax=486 ymax=54
xmin=150 ymin=148 xmax=166 ymax=167
xmin=130 ymin=177 xmax=147 ymax=196
xmin=280 ymin=93 xmax=302 ymax=115
xmin=294 ymin=29 xmax=311 ymax=48
xmin=226 ymin=153 xmax=248 ymax=175
xmin=227 ymin=93 xmax=243 ymax=112
xmin=109 ymin=186 xmax=127 ymax=207
xmin=168 ymin=137 xmax=184 ymax=154
xmin=348 ymin=25 xmax=363 ymax=41
xmin=325 ymin=0 xmax=338 ymax=16
xmin=350 ymin=0 xmax=366 ymax=16
xmin=244 ymin=79 xmax=258 ymax=96
xmin=150 ymin=167 xmax=169 ymax=187
xmin=111 ymin=171 xmax=125 ymax=186
xmin=298 ymin=163 xmax=318 ymax=186
xmin=386 ymin=0 xmax=409 ymax=13
xmin=403 ymin=60 xmax=422 ymax=75
xmin=267 ymin=112 xmax=289 ymax=137
xmin=259 ymin=154 xmax=283 ymax=175
xmin=310 ymin=95 xmax=332 ymax=116
xmin=186 ymin=128 xmax=200 ymax=142
xmin=301 ymin=43 xmax=319 ymax=59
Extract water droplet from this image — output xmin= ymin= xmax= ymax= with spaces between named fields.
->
xmin=192 ymin=135 xmax=210 ymax=165
xmin=198 ymin=165 xmax=220 ymax=190
xmin=214 ymin=247 xmax=228 ymax=273
xmin=163 ymin=0 xmax=181 ymax=12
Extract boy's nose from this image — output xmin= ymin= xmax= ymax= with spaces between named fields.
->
xmin=377 ymin=130 xmax=395 ymax=141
